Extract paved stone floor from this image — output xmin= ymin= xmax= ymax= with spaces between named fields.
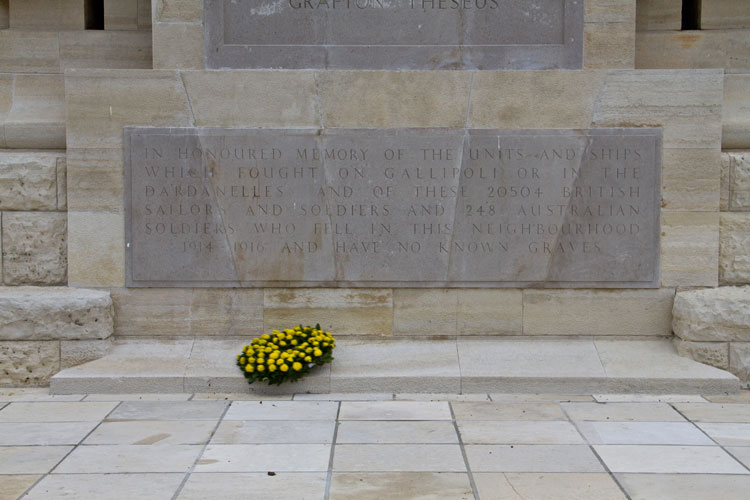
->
xmin=0 ymin=389 xmax=749 ymax=499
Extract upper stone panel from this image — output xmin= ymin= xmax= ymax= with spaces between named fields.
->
xmin=204 ymin=0 xmax=584 ymax=69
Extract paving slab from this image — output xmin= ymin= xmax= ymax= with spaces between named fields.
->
xmin=562 ymin=402 xmax=686 ymax=421
xmin=726 ymin=446 xmax=750 ymax=469
xmin=195 ymin=444 xmax=331 ymax=472
xmin=106 ymin=401 xmax=228 ymax=421
xmin=224 ymin=401 xmax=339 ymax=421
xmin=490 ymin=394 xmax=594 ymax=402
xmin=0 ymin=446 xmax=71 ymax=474
xmin=594 ymin=445 xmax=749 ymax=474
xmin=465 ymin=445 xmax=604 ymax=473
xmin=333 ymin=444 xmax=465 ymax=472
xmin=697 ymin=423 xmax=750 ymax=446
xmin=192 ymin=393 xmax=293 ymax=401
xmin=616 ymin=473 xmax=750 ymax=500
xmin=211 ymin=420 xmax=336 ymax=444
xmin=593 ymin=394 xmax=708 ymax=403
xmin=704 ymin=391 xmax=750 ymax=403
xmin=0 ymin=422 xmax=97 ymax=445
xmin=458 ymin=421 xmax=585 ymax=445
xmin=473 ymin=472 xmax=627 ymax=500
xmin=83 ymin=394 xmax=191 ymax=401
xmin=451 ymin=402 xmax=567 ymax=421
xmin=673 ymin=403 xmax=750 ymax=422
xmin=339 ymin=401 xmax=451 ymax=421
xmin=177 ymin=472 xmax=328 ymax=500
xmin=53 ymin=444 xmax=203 ymax=473
xmin=23 ymin=473 xmax=184 ymax=500
xmin=396 ymin=393 xmax=491 ymax=402
xmin=294 ymin=393 xmax=393 ymax=401
xmin=0 ymin=402 xmax=117 ymax=422
xmin=329 ymin=472 xmax=473 ymax=500
xmin=336 ymin=421 xmax=458 ymax=444
xmin=84 ymin=421 xmax=217 ymax=445
xmin=0 ymin=475 xmax=41 ymax=500
xmin=577 ymin=421 xmax=714 ymax=445
xmin=0 ymin=388 xmax=84 ymax=402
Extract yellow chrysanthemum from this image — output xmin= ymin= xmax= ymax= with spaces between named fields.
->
xmin=245 ymin=365 xmax=254 ymax=373
xmin=257 ymin=364 xmax=265 ymax=372
xmin=280 ymin=364 xmax=289 ymax=372
xmin=305 ymin=356 xmax=312 ymax=362
xmin=293 ymin=362 xmax=302 ymax=371
xmin=313 ymin=349 xmax=322 ymax=357
xmin=261 ymin=334 xmax=270 ymax=340
xmin=269 ymin=364 xmax=277 ymax=372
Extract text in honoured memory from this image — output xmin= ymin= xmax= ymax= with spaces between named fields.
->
xmin=124 ymin=128 xmax=662 ymax=288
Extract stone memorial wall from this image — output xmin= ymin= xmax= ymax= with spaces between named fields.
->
xmin=125 ymin=128 xmax=661 ymax=288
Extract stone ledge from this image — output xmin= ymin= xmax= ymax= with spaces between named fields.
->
xmin=0 ymin=286 xmax=114 ymax=341
xmin=673 ymin=286 xmax=750 ymax=342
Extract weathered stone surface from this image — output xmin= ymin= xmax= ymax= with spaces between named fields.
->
xmin=674 ymin=338 xmax=730 ymax=370
xmin=265 ymin=289 xmax=393 ymax=336
xmin=0 ymin=152 xmax=64 ymax=211
xmin=0 ymin=30 xmax=60 ymax=73
xmin=661 ymin=212 xmax=720 ymax=287
xmin=724 ymin=74 xmax=750 ymax=150
xmin=673 ymin=286 xmax=750 ymax=342
xmin=56 ymin=156 xmax=67 ymax=210
xmin=59 ymin=31 xmax=153 ymax=70
xmin=636 ymin=0 xmax=682 ymax=30
xmin=523 ymin=289 xmax=675 ymax=336
xmin=729 ymin=342 xmax=750 ymax=383
xmin=720 ymin=213 xmax=750 ymax=285
xmin=583 ymin=20 xmax=635 ymax=69
xmin=721 ymin=152 xmax=732 ymax=211
xmin=702 ymin=0 xmax=750 ymax=29
xmin=67 ymin=211 xmax=124 ymax=287
xmin=112 ymin=288 xmax=264 ymax=336
xmin=154 ymin=0 xmax=202 ymax=22
xmin=205 ymin=0 xmax=583 ymax=70
xmin=1 ymin=212 xmax=67 ymax=285
xmin=9 ymin=0 xmax=87 ymax=29
xmin=61 ymin=338 xmax=113 ymax=369
xmin=0 ymin=340 xmax=59 ymax=386
xmin=0 ymin=0 xmax=8 ymax=29
xmin=726 ymin=152 xmax=750 ymax=210
xmin=0 ymin=287 xmax=113 ymax=341
xmin=393 ymin=289 xmax=522 ymax=335
xmin=3 ymin=74 xmax=66 ymax=150
xmin=105 ymin=0 xmax=138 ymax=30
xmin=65 ymin=148 xmax=123 ymax=212
xmin=125 ymin=127 xmax=661 ymax=288
xmin=636 ymin=30 xmax=750 ymax=73
xmin=662 ymin=149 xmax=720 ymax=211
xmin=153 ymin=22 xmax=203 ymax=69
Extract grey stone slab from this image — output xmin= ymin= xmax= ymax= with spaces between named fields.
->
xmin=577 ymin=421 xmax=715 ymax=445
xmin=125 ymin=127 xmax=661 ymax=289
xmin=54 ymin=444 xmax=203 ymax=473
xmin=23 ymin=474 xmax=185 ymax=500
xmin=330 ymin=472 xmax=473 ymax=500
xmin=594 ymin=445 xmax=749 ymax=474
xmin=616 ymin=473 xmax=750 ymax=500
xmin=726 ymin=446 xmax=750 ymax=469
xmin=673 ymin=403 xmax=750 ymax=423
xmin=465 ymin=445 xmax=604 ymax=472
xmin=106 ymin=401 xmax=228 ymax=421
xmin=195 ymin=444 xmax=332 ymax=472
xmin=177 ymin=472 xmax=328 ymax=500
xmin=561 ymin=402 xmax=686 ymax=422
xmin=84 ymin=421 xmax=217 ymax=445
xmin=224 ymin=401 xmax=339 ymax=421
xmin=457 ymin=420 xmax=584 ymax=444
xmin=474 ymin=472 xmax=627 ymax=500
xmin=451 ymin=402 xmax=567 ymax=421
xmin=204 ymin=0 xmax=583 ymax=70
xmin=211 ymin=420 xmax=336 ymax=444
xmin=0 ymin=446 xmax=72 ymax=474
xmin=333 ymin=444 xmax=466 ymax=472
xmin=337 ymin=421 xmax=458 ymax=444
xmin=0 ymin=422 xmax=98 ymax=445
xmin=338 ymin=401 xmax=452 ymax=420
xmin=0 ymin=402 xmax=118 ymax=422
xmin=697 ymin=423 xmax=750 ymax=446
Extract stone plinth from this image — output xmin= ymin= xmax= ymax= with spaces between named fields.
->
xmin=673 ymin=286 xmax=750 ymax=342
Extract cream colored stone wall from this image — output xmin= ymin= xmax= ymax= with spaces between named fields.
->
xmin=0 ymin=0 xmax=8 ymax=29
xmin=104 ymin=0 xmax=152 ymax=30
xmin=9 ymin=0 xmax=88 ymax=30
xmin=636 ymin=0 xmax=682 ymax=31
xmin=702 ymin=0 xmax=750 ymax=29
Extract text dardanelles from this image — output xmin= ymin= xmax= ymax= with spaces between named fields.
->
xmin=288 ymin=0 xmax=499 ymax=9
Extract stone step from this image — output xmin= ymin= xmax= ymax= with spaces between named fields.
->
xmin=49 ymin=336 xmax=741 ymax=395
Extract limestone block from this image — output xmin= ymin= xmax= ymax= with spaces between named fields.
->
xmin=0 ymin=74 xmax=12 ymax=149
xmin=182 ymin=71 xmax=319 ymax=126
xmin=1 ymin=212 xmax=67 ymax=285
xmin=104 ymin=0 xmax=138 ymax=30
xmin=729 ymin=342 xmax=750 ymax=382
xmin=190 ymin=289 xmax=264 ymax=336
xmin=65 ymin=148 xmax=122 ymax=212
xmin=264 ymin=288 xmax=393 ymax=336
xmin=65 ymin=69 xmax=191 ymax=150
xmin=59 ymin=31 xmax=153 ymax=70
xmin=728 ymin=152 xmax=750 ymax=210
xmin=721 ymin=152 xmax=732 ymax=211
xmin=0 ymin=286 xmax=113 ymax=341
xmin=724 ymin=75 xmax=750 ymax=150
xmin=56 ymin=156 xmax=67 ymax=210
xmin=661 ymin=212 xmax=720 ymax=287
xmin=67 ymin=211 xmax=124 ymax=287
xmin=673 ymin=286 xmax=750 ymax=341
xmin=673 ymin=338 xmax=730 ymax=369
xmin=522 ymin=289 xmax=675 ymax=336
xmin=138 ymin=0 xmax=152 ymax=28
xmin=0 ymin=30 xmax=60 ymax=73
xmin=0 ymin=341 xmax=59 ymax=386
xmin=61 ymin=338 xmax=113 ymax=369
xmin=318 ymin=71 xmax=471 ymax=128
xmin=636 ymin=0 xmax=682 ymax=30
xmin=592 ymin=69 xmax=723 ymax=150
xmin=584 ymin=0 xmax=636 ymax=68
xmin=702 ymin=0 xmax=750 ymax=29
xmin=153 ymin=22 xmax=203 ymax=69
xmin=4 ymin=74 xmax=66 ymax=150
xmin=636 ymin=30 xmax=750 ymax=73
xmin=392 ymin=289 xmax=522 ymax=336
xmin=720 ymin=213 xmax=750 ymax=285
xmin=0 ymin=152 xmax=64 ymax=211
xmin=662 ymin=149 xmax=720 ymax=211
xmin=9 ymin=0 xmax=87 ymax=29
xmin=154 ymin=0 xmax=202 ymax=22
xmin=0 ymin=0 xmax=8 ymax=29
